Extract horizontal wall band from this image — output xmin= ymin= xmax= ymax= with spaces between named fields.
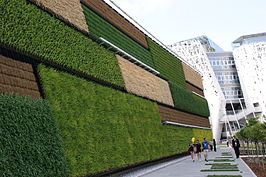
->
xmin=163 ymin=121 xmax=211 ymax=130
xmin=158 ymin=104 xmax=210 ymax=128
xmin=81 ymin=0 xmax=148 ymax=49
xmin=1 ymin=44 xmax=208 ymax=119
xmin=99 ymin=37 xmax=160 ymax=75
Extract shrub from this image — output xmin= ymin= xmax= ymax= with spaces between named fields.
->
xmin=169 ymin=82 xmax=210 ymax=117
xmin=82 ymin=5 xmax=154 ymax=68
xmin=0 ymin=0 xmax=124 ymax=86
xmin=147 ymin=37 xmax=186 ymax=88
xmin=0 ymin=94 xmax=68 ymax=177
xmin=39 ymin=65 xmax=206 ymax=176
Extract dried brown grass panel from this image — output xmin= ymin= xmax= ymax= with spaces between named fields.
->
xmin=186 ymin=82 xmax=204 ymax=96
xmin=117 ymin=55 xmax=174 ymax=106
xmin=0 ymin=55 xmax=41 ymax=98
xmin=182 ymin=62 xmax=203 ymax=89
xmin=158 ymin=105 xmax=210 ymax=128
xmin=31 ymin=0 xmax=88 ymax=33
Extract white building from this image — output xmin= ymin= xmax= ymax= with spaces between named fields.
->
xmin=206 ymin=52 xmax=258 ymax=139
xmin=232 ymin=33 xmax=266 ymax=122
xmin=170 ymin=36 xmax=225 ymax=141
xmin=170 ymin=36 xmax=261 ymax=140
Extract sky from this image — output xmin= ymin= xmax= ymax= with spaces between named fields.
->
xmin=111 ymin=0 xmax=266 ymax=51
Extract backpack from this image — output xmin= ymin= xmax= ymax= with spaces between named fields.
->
xmin=202 ymin=141 xmax=209 ymax=149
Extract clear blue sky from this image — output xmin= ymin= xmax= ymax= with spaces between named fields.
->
xmin=111 ymin=0 xmax=266 ymax=51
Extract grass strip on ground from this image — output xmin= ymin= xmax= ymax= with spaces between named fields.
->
xmin=205 ymin=163 xmax=232 ymax=165
xmin=208 ymin=159 xmax=234 ymax=162
xmin=211 ymin=166 xmax=238 ymax=170
xmin=207 ymin=175 xmax=242 ymax=177
xmin=201 ymin=169 xmax=239 ymax=172
xmin=222 ymin=153 xmax=232 ymax=155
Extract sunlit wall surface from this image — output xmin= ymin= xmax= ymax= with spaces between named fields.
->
xmin=233 ymin=33 xmax=266 ymax=122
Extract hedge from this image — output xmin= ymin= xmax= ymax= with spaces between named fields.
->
xmin=0 ymin=0 xmax=124 ymax=86
xmin=147 ymin=37 xmax=186 ymax=88
xmin=0 ymin=94 xmax=68 ymax=177
xmin=169 ymin=82 xmax=210 ymax=117
xmin=82 ymin=5 xmax=154 ymax=68
xmin=38 ymin=65 xmax=209 ymax=176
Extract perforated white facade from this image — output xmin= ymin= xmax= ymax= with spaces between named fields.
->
xmin=170 ymin=35 xmax=263 ymax=140
xmin=233 ymin=33 xmax=266 ymax=122
xmin=170 ymin=37 xmax=225 ymax=141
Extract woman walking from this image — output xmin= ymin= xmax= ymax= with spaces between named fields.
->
xmin=188 ymin=142 xmax=195 ymax=162
xmin=194 ymin=139 xmax=202 ymax=160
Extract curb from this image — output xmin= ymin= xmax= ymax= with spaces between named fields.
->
xmin=239 ymin=158 xmax=257 ymax=177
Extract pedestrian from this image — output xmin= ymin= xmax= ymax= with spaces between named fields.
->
xmin=202 ymin=138 xmax=209 ymax=162
xmin=194 ymin=139 xmax=201 ymax=160
xmin=232 ymin=136 xmax=240 ymax=158
xmin=226 ymin=139 xmax=229 ymax=147
xmin=213 ymin=139 xmax=217 ymax=152
xmin=188 ymin=142 xmax=195 ymax=162
xmin=209 ymin=140 xmax=213 ymax=151
xmin=191 ymin=137 xmax=195 ymax=144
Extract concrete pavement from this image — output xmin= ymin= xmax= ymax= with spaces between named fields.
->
xmin=121 ymin=145 xmax=256 ymax=177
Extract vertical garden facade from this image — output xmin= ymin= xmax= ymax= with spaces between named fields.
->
xmin=0 ymin=0 xmax=211 ymax=176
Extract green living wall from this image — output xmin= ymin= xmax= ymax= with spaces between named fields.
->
xmin=192 ymin=128 xmax=212 ymax=142
xmin=169 ymin=82 xmax=210 ymax=117
xmin=147 ymin=37 xmax=186 ymax=88
xmin=38 ymin=65 xmax=211 ymax=176
xmin=0 ymin=94 xmax=68 ymax=177
xmin=82 ymin=5 xmax=154 ymax=68
xmin=0 ymin=0 xmax=123 ymax=86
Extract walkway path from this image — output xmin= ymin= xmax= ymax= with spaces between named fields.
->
xmin=121 ymin=145 xmax=256 ymax=177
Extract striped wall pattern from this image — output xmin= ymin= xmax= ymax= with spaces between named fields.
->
xmin=0 ymin=54 xmax=40 ymax=98
xmin=81 ymin=0 xmax=148 ymax=48
xmin=158 ymin=105 xmax=210 ymax=128
xmin=186 ymin=82 xmax=204 ymax=96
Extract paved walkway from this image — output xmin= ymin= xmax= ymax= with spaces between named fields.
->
xmin=121 ymin=145 xmax=256 ymax=177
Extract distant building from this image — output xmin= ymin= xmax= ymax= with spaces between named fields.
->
xmin=206 ymin=52 xmax=260 ymax=138
xmin=170 ymin=36 xmax=260 ymax=140
xmin=170 ymin=36 xmax=225 ymax=140
xmin=233 ymin=32 xmax=266 ymax=122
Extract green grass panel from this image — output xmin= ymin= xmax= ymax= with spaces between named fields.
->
xmin=39 ymin=65 xmax=200 ymax=176
xmin=0 ymin=0 xmax=124 ymax=86
xmin=0 ymin=94 xmax=68 ymax=177
xmin=169 ymin=82 xmax=210 ymax=117
xmin=147 ymin=37 xmax=186 ymax=88
xmin=192 ymin=128 xmax=212 ymax=142
xmin=192 ymin=93 xmax=210 ymax=117
xmin=82 ymin=5 xmax=154 ymax=68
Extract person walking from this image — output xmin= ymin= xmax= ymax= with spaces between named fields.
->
xmin=188 ymin=142 xmax=195 ymax=162
xmin=232 ymin=136 xmax=240 ymax=158
xmin=194 ymin=139 xmax=201 ymax=160
xmin=202 ymin=138 xmax=209 ymax=162
xmin=213 ymin=139 xmax=217 ymax=152
xmin=209 ymin=140 xmax=213 ymax=151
